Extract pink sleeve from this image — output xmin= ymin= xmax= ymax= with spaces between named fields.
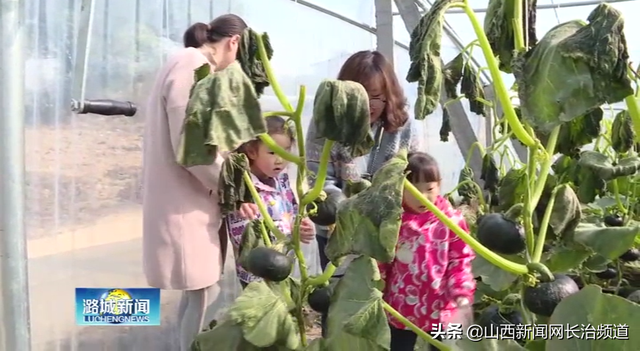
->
xmin=163 ymin=50 xmax=224 ymax=191
xmin=378 ymin=221 xmax=403 ymax=282
xmin=445 ymin=218 xmax=476 ymax=305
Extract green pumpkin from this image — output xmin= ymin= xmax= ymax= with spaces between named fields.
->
xmin=306 ymin=189 xmax=346 ymax=226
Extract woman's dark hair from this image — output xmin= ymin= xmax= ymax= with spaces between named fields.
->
xmin=183 ymin=14 xmax=247 ymax=48
xmin=238 ymin=115 xmax=295 ymax=155
xmin=337 ymin=50 xmax=409 ymax=133
xmin=406 ymin=152 xmax=441 ymax=184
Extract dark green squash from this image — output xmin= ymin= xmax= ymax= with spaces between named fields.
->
xmin=476 ymin=213 xmax=526 ymax=255
xmin=604 ymin=214 xmax=624 ymax=227
xmin=246 ymin=247 xmax=293 ymax=282
xmin=306 ymin=189 xmax=346 ymax=226
xmin=523 ymin=274 xmax=580 ymax=317
xmin=619 ymin=248 xmax=640 ymax=262
xmin=307 ymin=287 xmax=331 ymax=314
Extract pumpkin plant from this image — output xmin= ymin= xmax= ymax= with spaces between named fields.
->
xmin=427 ymin=0 xmax=640 ymax=350
xmin=186 ymin=1 xmax=640 ymax=350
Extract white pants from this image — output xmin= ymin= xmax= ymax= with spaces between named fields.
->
xmin=177 ymin=244 xmax=241 ymax=351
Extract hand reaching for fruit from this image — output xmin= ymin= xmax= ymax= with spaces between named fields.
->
xmin=299 ymin=218 xmax=316 ymax=244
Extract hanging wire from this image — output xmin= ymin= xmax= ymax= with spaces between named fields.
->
xmin=549 ymin=0 xmax=562 ymax=24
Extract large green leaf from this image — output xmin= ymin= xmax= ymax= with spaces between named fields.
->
xmin=443 ymin=53 xmax=464 ymax=99
xmin=312 ymin=80 xmax=373 ymax=158
xmin=472 ymin=254 xmax=518 ymax=291
xmin=576 ymin=168 xmax=606 ymax=204
xmin=497 ymin=167 xmax=528 ymax=212
xmin=227 ymin=281 xmax=300 ymax=350
xmin=480 ymin=154 xmax=500 ymax=192
xmin=547 ymin=184 xmax=581 ymax=238
xmin=406 ymin=0 xmax=457 ymax=119
xmin=578 ymin=151 xmax=640 ymax=181
xmin=543 ymin=245 xmax=591 ymax=272
xmin=190 ymin=320 xmax=267 ymax=351
xmin=611 ymin=110 xmax=635 ymax=154
xmin=548 ymin=285 xmax=640 ymax=350
xmin=236 ymin=28 xmax=273 ymax=96
xmin=571 ymin=223 xmax=639 ymax=260
xmin=457 ymin=166 xmax=478 ymax=202
xmin=179 ymin=61 xmax=267 ymax=167
xmin=513 ymin=4 xmax=632 ymax=133
xmin=539 ymin=108 xmax=603 ymax=158
xmin=325 ymin=256 xmax=389 ymax=351
xmin=461 ymin=64 xmax=488 ymax=117
xmin=552 ymin=153 xmax=610 ymax=203
xmin=583 ymin=254 xmax=611 ymax=271
xmin=325 ymin=151 xmax=407 ymax=264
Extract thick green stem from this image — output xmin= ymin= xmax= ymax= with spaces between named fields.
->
xmin=462 ymin=5 xmax=536 ymax=148
xmin=293 ymin=85 xmax=307 ymax=197
xmin=610 ymin=179 xmax=627 ymax=214
xmin=255 ymin=34 xmax=294 ymax=112
xmin=300 ymin=140 xmax=334 ymax=206
xmin=258 ymin=220 xmax=272 ymax=246
xmin=530 ymin=126 xmax=560 ymax=206
xmin=512 ymin=0 xmax=525 ymax=51
xmin=405 ymin=180 xmax=529 ymax=275
xmin=258 ymin=134 xmax=301 ymax=165
xmin=242 ymin=171 xmax=286 ymax=241
xmin=291 ymin=214 xmax=309 ymax=347
xmin=307 ymin=263 xmax=337 ymax=286
xmin=625 ymin=95 xmax=640 ymax=143
xmin=295 ymin=305 xmax=308 ymax=346
xmin=523 ymin=146 xmax=537 ymax=257
xmin=382 ymin=302 xmax=450 ymax=351
xmin=291 ymin=214 xmax=309 ymax=283
xmin=532 ymin=185 xmax=560 ymax=263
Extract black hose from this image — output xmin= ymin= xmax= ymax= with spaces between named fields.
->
xmin=71 ymin=99 xmax=137 ymax=116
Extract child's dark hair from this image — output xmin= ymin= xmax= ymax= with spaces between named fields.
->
xmin=406 ymin=152 xmax=441 ymax=184
xmin=238 ymin=115 xmax=295 ymax=154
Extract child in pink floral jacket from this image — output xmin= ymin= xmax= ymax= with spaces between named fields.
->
xmin=379 ymin=152 xmax=476 ymax=351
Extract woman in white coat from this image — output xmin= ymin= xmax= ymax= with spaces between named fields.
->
xmin=142 ymin=14 xmax=246 ymax=351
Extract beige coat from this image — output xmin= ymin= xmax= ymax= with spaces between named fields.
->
xmin=142 ymin=47 xmax=226 ymax=291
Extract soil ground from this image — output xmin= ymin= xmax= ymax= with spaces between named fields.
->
xmin=25 ymin=114 xmax=144 ymax=239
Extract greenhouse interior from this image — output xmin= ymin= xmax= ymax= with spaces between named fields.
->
xmin=1 ymin=0 xmax=640 ymax=349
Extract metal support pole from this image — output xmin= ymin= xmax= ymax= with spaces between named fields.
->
xmin=374 ymin=0 xmax=395 ymax=66
xmin=0 ymin=0 xmax=32 ymax=349
xmin=72 ymin=0 xmax=97 ymax=103
xmin=394 ymin=0 xmax=485 ymax=186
